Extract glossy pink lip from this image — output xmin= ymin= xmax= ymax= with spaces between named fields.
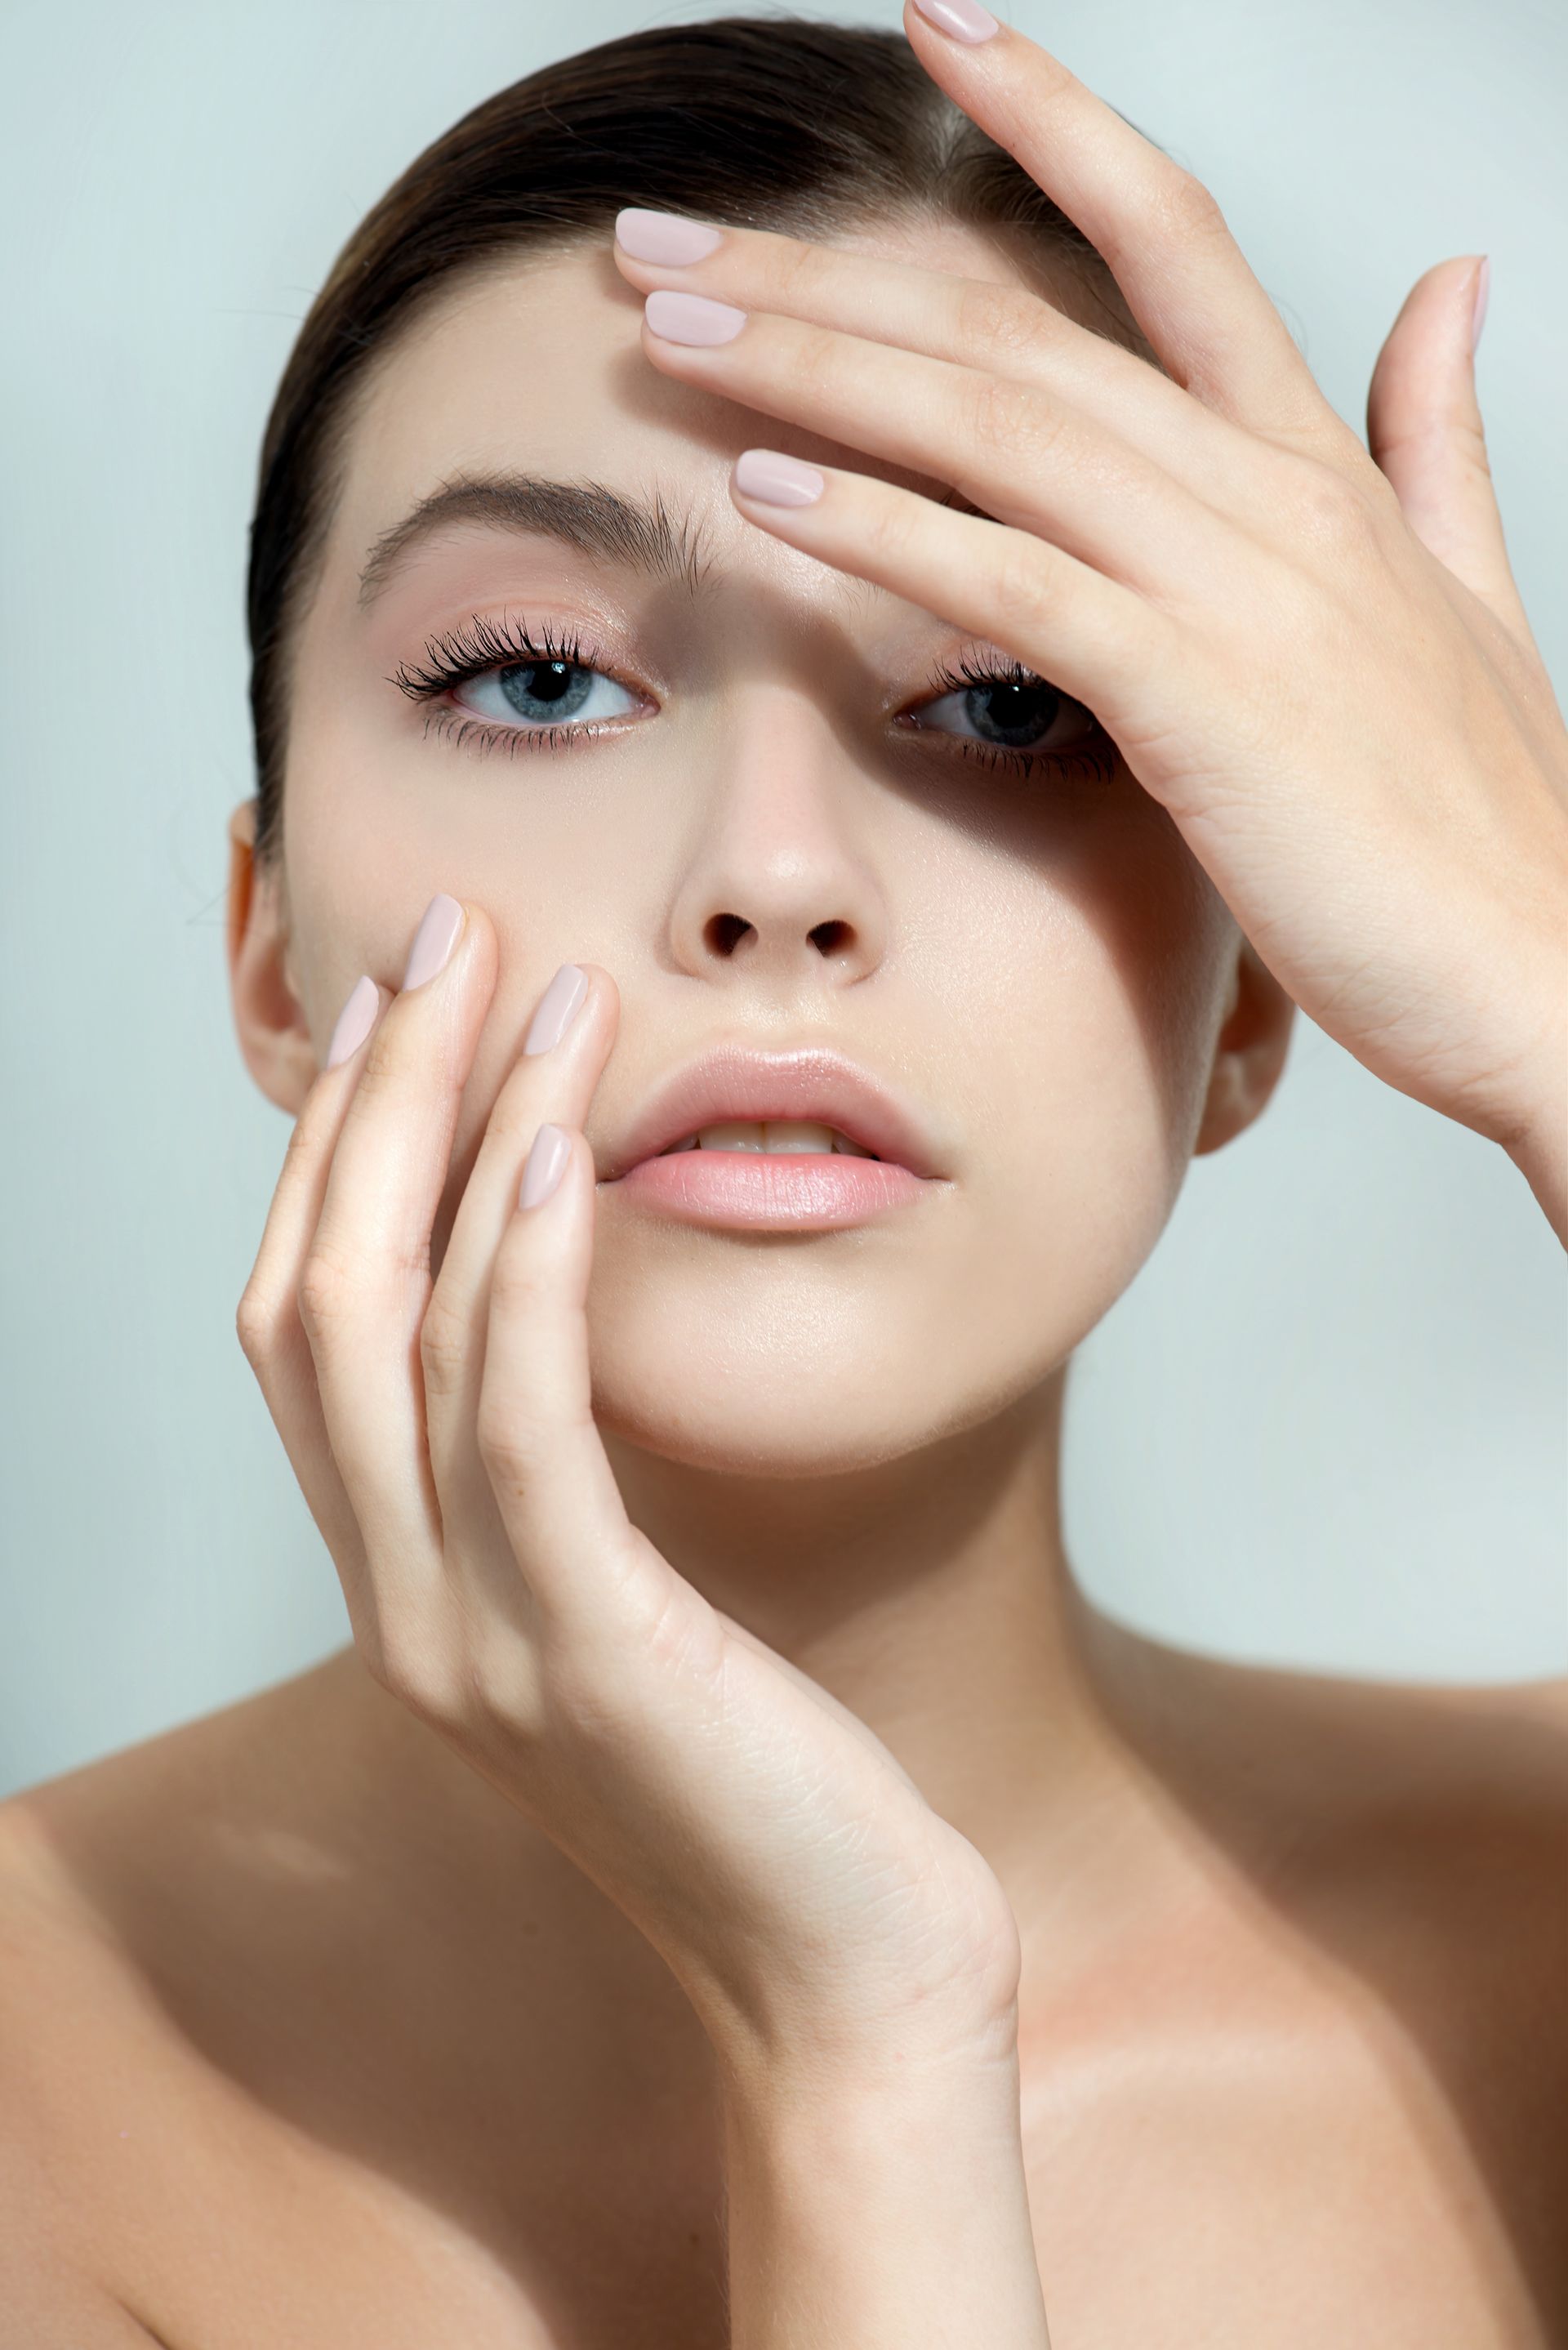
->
xmin=598 ymin=1044 xmax=947 ymax=1232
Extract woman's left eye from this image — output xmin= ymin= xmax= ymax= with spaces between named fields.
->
xmin=908 ymin=674 xmax=1098 ymax=756
xmin=453 ymin=658 xmax=639 ymax=729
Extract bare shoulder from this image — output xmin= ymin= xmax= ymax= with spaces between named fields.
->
xmin=0 ymin=1667 xmax=375 ymax=2335
xmin=0 ymin=1788 xmax=177 ymax=2343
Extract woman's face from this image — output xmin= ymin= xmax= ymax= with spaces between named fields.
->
xmin=256 ymin=216 xmax=1283 ymax=1478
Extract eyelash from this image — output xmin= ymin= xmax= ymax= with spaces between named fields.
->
xmin=389 ymin=613 xmax=1118 ymax=781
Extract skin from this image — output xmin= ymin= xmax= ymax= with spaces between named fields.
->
xmin=1 ymin=7 xmax=1566 ymax=2345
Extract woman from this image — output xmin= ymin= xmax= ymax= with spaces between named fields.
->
xmin=2 ymin=4 xmax=1564 ymax=2342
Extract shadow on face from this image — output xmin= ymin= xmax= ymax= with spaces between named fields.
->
xmin=229 ymin=216 xmax=1294 ymax=1482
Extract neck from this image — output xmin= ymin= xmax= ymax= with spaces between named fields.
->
xmin=321 ymin=1365 xmax=1198 ymax=1990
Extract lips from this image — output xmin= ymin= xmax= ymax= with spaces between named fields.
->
xmin=599 ymin=1044 xmax=945 ymax=1184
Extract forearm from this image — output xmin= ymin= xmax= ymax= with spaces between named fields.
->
xmin=716 ymin=2032 xmax=1053 ymax=2350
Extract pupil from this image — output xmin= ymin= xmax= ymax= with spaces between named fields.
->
xmin=965 ymin=680 xmax=1060 ymax=748
xmin=498 ymin=660 xmax=592 ymax=721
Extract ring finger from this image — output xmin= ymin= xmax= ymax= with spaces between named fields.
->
xmin=420 ymin=960 xmax=617 ymax=1523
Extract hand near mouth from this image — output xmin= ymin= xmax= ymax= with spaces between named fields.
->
xmin=238 ymin=895 xmax=1023 ymax=2091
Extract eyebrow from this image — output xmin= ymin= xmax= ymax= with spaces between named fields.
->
xmin=356 ymin=472 xmax=720 ymax=609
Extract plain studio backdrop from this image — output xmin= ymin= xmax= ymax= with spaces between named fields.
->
xmin=1 ymin=0 xmax=1564 ymax=1802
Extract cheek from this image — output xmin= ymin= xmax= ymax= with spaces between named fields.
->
xmin=586 ymin=828 xmax=1233 ymax=1477
xmin=280 ymin=722 xmax=606 ymax=1113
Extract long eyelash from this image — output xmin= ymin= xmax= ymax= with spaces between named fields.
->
xmin=390 ymin=612 xmax=598 ymax=702
xmin=915 ymin=650 xmax=1119 ymax=783
xmin=390 ymin=618 xmax=1117 ymax=779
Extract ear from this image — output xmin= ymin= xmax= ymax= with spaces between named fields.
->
xmin=226 ymin=800 xmax=318 ymax=1115
xmin=1192 ymin=935 xmax=1296 ymax=1157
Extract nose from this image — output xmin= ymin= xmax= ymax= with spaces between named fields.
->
xmin=666 ymin=693 xmax=889 ymax=993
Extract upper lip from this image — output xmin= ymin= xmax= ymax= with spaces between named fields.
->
xmin=599 ymin=1044 xmax=946 ymax=1183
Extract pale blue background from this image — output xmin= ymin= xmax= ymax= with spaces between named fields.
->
xmin=2 ymin=0 xmax=1564 ymax=1801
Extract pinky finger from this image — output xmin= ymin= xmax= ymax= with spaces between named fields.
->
xmin=235 ymin=977 xmax=389 ymax=1578
xmin=476 ymin=1124 xmax=644 ymax=1640
xmin=728 ymin=447 xmax=1166 ymax=730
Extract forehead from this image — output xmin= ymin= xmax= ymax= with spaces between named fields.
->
xmin=327 ymin=216 xmax=1065 ymax=598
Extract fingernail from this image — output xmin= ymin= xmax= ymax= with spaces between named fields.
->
xmin=644 ymin=288 xmax=747 ymax=346
xmin=402 ymin=894 xmax=464 ymax=990
xmin=523 ymin=963 xmax=589 ymax=1055
xmin=733 ymin=448 xmax=826 ymax=507
xmin=1470 ymin=256 xmax=1490 ymax=356
xmin=325 ymin=974 xmax=380 ymax=1069
xmin=520 ymin=1122 xmax=571 ymax=1209
xmin=911 ymin=0 xmax=1000 ymax=41
xmin=617 ymin=207 xmax=724 ymax=265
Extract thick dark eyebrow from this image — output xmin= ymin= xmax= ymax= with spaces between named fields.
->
xmin=356 ymin=472 xmax=719 ymax=609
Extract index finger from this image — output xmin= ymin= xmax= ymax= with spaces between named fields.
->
xmin=905 ymin=0 xmax=1336 ymax=448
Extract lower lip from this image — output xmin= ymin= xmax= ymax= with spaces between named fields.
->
xmin=606 ymin=1149 xmax=932 ymax=1229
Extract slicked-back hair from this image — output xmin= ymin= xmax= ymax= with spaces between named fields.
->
xmin=246 ymin=13 xmax=1133 ymax=861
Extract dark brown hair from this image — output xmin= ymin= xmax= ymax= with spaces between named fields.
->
xmin=246 ymin=12 xmax=1133 ymax=862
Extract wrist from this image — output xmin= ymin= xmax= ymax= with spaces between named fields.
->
xmin=1503 ymin=1090 xmax=1568 ymax=1248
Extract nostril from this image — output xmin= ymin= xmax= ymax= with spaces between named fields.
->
xmin=809 ymin=919 xmax=852 ymax=956
xmin=706 ymin=912 xmax=753 ymax=956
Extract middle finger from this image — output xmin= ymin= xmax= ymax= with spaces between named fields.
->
xmin=614 ymin=212 xmax=1274 ymax=519
xmin=635 ymin=287 xmax=1235 ymax=600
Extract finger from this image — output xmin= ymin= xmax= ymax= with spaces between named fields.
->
xmin=724 ymin=447 xmax=1164 ymax=741
xmin=902 ymin=0 xmax=1345 ymax=451
xmin=235 ymin=978 xmax=390 ymax=1585
xmin=477 ymin=1124 xmax=649 ymax=1646
xmin=1366 ymin=255 xmax=1532 ymax=635
xmin=299 ymin=896 xmax=497 ymax=1577
xmin=615 ymin=208 xmax=1269 ymax=510
xmin=640 ymin=293 xmax=1234 ymax=597
xmin=421 ymin=961 xmax=617 ymax=1523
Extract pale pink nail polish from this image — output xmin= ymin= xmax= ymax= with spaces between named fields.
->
xmin=402 ymin=894 xmax=464 ymax=990
xmin=523 ymin=964 xmax=588 ymax=1055
xmin=520 ymin=1123 xmax=571 ymax=1209
xmin=733 ymin=448 xmax=825 ymax=507
xmin=617 ymin=208 xmax=724 ymax=265
xmin=326 ymin=974 xmax=379 ymax=1068
xmin=1470 ymin=256 xmax=1490 ymax=356
xmin=644 ymin=288 xmax=747 ymax=346
xmin=911 ymin=0 xmax=1000 ymax=40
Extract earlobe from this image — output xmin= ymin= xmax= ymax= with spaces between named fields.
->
xmin=226 ymin=800 xmax=318 ymax=1115
xmin=1192 ymin=938 xmax=1296 ymax=1158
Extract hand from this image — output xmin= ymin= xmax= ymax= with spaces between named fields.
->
xmin=237 ymin=909 xmax=1024 ymax=2082
xmin=614 ymin=0 xmax=1568 ymax=1182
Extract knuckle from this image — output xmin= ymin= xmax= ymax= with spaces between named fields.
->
xmin=988 ymin=536 xmax=1058 ymax=642
xmin=1285 ymin=460 xmax=1379 ymax=555
xmin=1157 ymin=167 xmax=1228 ymax=245
xmin=419 ymin=1290 xmax=471 ymax=1399
xmin=365 ymin=1621 xmax=445 ymax=1716
xmin=297 ymin=1245 xmax=357 ymax=1340
xmin=791 ymin=317 xmax=849 ymax=397
xmin=966 ymin=374 xmax=1064 ymax=472
xmin=955 ymin=277 xmax=1051 ymax=368
xmin=773 ymin=234 xmax=831 ymax=310
xmin=474 ymin=1396 xmax=542 ymax=1483
xmin=234 ymin=1285 xmax=278 ymax=1372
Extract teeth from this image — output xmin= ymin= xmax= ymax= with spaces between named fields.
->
xmin=662 ymin=1120 xmax=875 ymax=1157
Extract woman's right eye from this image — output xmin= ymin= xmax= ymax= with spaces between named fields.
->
xmin=453 ymin=658 xmax=639 ymax=731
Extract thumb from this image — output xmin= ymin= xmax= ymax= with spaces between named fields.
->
xmin=1365 ymin=254 xmax=1523 ymax=623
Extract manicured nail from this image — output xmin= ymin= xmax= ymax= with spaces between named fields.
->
xmin=1470 ymin=256 xmax=1490 ymax=356
xmin=523 ymin=963 xmax=589 ymax=1055
xmin=326 ymin=974 xmax=379 ymax=1068
xmin=520 ymin=1122 xmax=571 ymax=1209
xmin=644 ymin=289 xmax=747 ymax=346
xmin=617 ymin=208 xmax=724 ymax=265
xmin=733 ymin=448 xmax=826 ymax=508
xmin=911 ymin=0 xmax=1000 ymax=39
xmin=402 ymin=894 xmax=464 ymax=990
